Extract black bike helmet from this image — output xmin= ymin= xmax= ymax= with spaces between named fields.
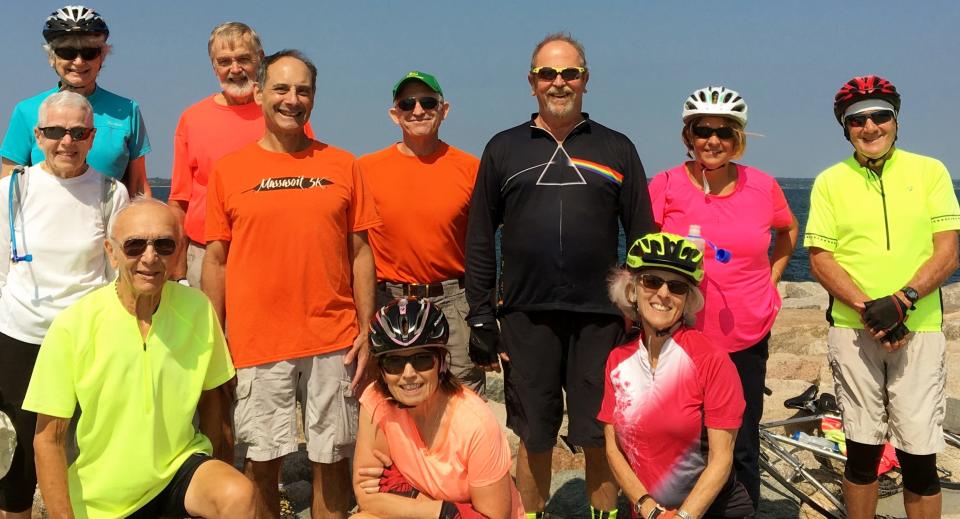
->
xmin=43 ymin=5 xmax=109 ymax=43
xmin=370 ymin=298 xmax=449 ymax=356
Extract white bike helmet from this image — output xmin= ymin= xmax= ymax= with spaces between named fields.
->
xmin=682 ymin=86 xmax=748 ymax=127
xmin=0 ymin=410 xmax=15 ymax=479
xmin=43 ymin=5 xmax=109 ymax=42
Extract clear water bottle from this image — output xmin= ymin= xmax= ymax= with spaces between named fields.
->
xmin=791 ymin=431 xmax=839 ymax=452
xmin=687 ymin=224 xmax=706 ymax=252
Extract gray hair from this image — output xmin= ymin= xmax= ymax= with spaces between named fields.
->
xmin=607 ymin=267 xmax=704 ymax=326
xmin=256 ymin=49 xmax=316 ymax=92
xmin=43 ymin=33 xmax=111 ymax=62
xmin=530 ymin=32 xmax=587 ymax=69
xmin=208 ymin=21 xmax=263 ymax=59
xmin=37 ymin=90 xmax=93 ymax=127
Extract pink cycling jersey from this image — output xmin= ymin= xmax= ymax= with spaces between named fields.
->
xmin=598 ymin=328 xmax=745 ymax=510
xmin=648 ymin=163 xmax=793 ymax=352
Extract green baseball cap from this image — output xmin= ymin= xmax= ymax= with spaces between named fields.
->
xmin=392 ymin=70 xmax=443 ymax=99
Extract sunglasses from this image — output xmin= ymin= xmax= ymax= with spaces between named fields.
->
xmin=844 ymin=110 xmax=895 ymax=128
xmin=639 ymin=274 xmax=690 ymax=295
xmin=530 ymin=66 xmax=586 ymax=82
xmin=691 ymin=126 xmax=736 ymax=140
xmin=379 ymin=351 xmax=438 ymax=375
xmin=120 ymin=237 xmax=178 ymax=257
xmin=38 ymin=126 xmax=95 ymax=141
xmin=396 ymin=96 xmax=441 ymax=112
xmin=53 ymin=46 xmax=103 ymax=61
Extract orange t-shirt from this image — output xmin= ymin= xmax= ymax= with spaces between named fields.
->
xmin=360 ymin=386 xmax=523 ymax=518
xmin=206 ymin=141 xmax=380 ymax=368
xmin=357 ymin=143 xmax=478 ymax=284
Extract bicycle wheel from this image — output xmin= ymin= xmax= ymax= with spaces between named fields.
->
xmin=939 ymin=430 xmax=960 ymax=490
xmin=759 ymin=432 xmax=846 ymax=519
xmin=759 ymin=453 xmax=844 ymax=519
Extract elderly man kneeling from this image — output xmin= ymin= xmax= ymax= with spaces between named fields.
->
xmin=23 ymin=199 xmax=254 ymax=519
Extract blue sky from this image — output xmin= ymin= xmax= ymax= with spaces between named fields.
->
xmin=1 ymin=1 xmax=958 ymax=179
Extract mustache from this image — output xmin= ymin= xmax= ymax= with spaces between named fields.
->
xmin=547 ymin=86 xmax=574 ymax=96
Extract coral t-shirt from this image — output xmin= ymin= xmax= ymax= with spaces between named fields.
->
xmin=206 ymin=141 xmax=381 ymax=368
xmin=360 ymin=386 xmax=523 ymax=518
xmin=648 ymin=164 xmax=794 ymax=352
xmin=598 ymin=329 xmax=748 ymax=512
xmin=168 ymin=96 xmax=315 ymax=244
xmin=357 ymin=143 xmax=478 ymax=284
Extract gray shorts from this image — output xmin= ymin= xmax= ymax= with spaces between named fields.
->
xmin=185 ymin=242 xmax=205 ymax=288
xmin=377 ymin=281 xmax=485 ymax=397
xmin=827 ymin=327 xmax=947 ymax=454
xmin=234 ymin=350 xmax=358 ymax=464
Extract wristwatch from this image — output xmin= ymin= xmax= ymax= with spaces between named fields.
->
xmin=676 ymin=511 xmax=693 ymax=519
xmin=901 ymin=286 xmax=919 ymax=309
xmin=634 ymin=494 xmax=652 ymax=516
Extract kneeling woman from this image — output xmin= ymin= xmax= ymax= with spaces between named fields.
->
xmin=600 ymin=234 xmax=754 ymax=519
xmin=353 ymin=298 xmax=523 ymax=519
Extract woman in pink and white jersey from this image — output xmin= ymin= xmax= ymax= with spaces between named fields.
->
xmin=646 ymin=87 xmax=798 ymax=508
xmin=600 ymin=233 xmax=753 ymax=519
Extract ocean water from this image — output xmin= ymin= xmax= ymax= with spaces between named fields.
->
xmin=152 ymin=180 xmax=960 ymax=283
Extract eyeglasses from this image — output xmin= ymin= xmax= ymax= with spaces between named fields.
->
xmin=396 ymin=96 xmax=441 ymax=112
xmin=52 ymin=46 xmax=103 ymax=61
xmin=844 ymin=110 xmax=895 ymax=128
xmin=530 ymin=66 xmax=586 ymax=82
xmin=38 ymin=126 xmax=95 ymax=141
xmin=120 ymin=237 xmax=178 ymax=257
xmin=639 ymin=274 xmax=690 ymax=295
xmin=379 ymin=351 xmax=438 ymax=375
xmin=691 ymin=126 xmax=736 ymax=140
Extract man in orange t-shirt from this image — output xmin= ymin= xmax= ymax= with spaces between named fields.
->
xmin=203 ymin=50 xmax=380 ymax=519
xmin=168 ymin=23 xmax=314 ymax=287
xmin=356 ymin=71 xmax=484 ymax=395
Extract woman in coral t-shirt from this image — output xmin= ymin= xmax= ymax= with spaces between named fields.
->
xmin=353 ymin=298 xmax=522 ymax=519
xmin=646 ymin=86 xmax=798 ymax=508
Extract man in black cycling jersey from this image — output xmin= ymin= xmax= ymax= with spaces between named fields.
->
xmin=465 ymin=32 xmax=656 ymax=519
xmin=806 ymin=75 xmax=960 ymax=518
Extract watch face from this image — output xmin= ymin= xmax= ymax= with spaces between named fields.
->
xmin=904 ymin=287 xmax=919 ymax=302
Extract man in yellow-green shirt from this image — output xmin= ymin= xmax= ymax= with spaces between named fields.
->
xmin=23 ymin=200 xmax=254 ymax=519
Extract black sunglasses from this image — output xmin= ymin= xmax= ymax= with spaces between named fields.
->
xmin=379 ymin=351 xmax=438 ymax=375
xmin=691 ymin=126 xmax=736 ymax=140
xmin=396 ymin=96 xmax=441 ymax=112
xmin=531 ymin=66 xmax=586 ymax=82
xmin=639 ymin=274 xmax=690 ymax=295
xmin=121 ymin=237 xmax=178 ymax=257
xmin=53 ymin=46 xmax=103 ymax=61
xmin=38 ymin=126 xmax=95 ymax=141
xmin=845 ymin=110 xmax=895 ymax=128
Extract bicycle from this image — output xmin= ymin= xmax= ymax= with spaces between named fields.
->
xmin=758 ymin=385 xmax=960 ymax=519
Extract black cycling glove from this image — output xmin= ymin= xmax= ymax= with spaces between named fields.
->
xmin=883 ymin=322 xmax=911 ymax=345
xmin=862 ymin=295 xmax=909 ymax=332
xmin=469 ymin=321 xmax=501 ymax=366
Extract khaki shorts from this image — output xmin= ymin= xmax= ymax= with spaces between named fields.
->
xmin=378 ymin=281 xmax=485 ymax=397
xmin=827 ymin=327 xmax=946 ymax=454
xmin=234 ymin=350 xmax=358 ymax=464
xmin=185 ymin=242 xmax=205 ymax=288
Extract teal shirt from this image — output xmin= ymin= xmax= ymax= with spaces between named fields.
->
xmin=0 ymin=86 xmax=151 ymax=180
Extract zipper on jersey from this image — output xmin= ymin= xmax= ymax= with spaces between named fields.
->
xmin=867 ymin=169 xmax=891 ymax=250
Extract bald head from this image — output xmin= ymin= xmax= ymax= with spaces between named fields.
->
xmin=110 ymin=198 xmax=181 ymax=242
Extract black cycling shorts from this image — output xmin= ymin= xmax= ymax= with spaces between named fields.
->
xmin=127 ymin=452 xmax=213 ymax=519
xmin=500 ymin=310 xmax=624 ymax=451
xmin=0 ymin=331 xmax=40 ymax=513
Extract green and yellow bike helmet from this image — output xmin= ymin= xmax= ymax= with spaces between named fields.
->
xmin=626 ymin=233 xmax=705 ymax=285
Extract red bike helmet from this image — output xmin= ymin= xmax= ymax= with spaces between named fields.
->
xmin=833 ymin=75 xmax=900 ymax=124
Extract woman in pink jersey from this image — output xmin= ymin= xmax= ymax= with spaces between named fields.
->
xmin=647 ymin=87 xmax=798 ymax=507
xmin=600 ymin=233 xmax=754 ymax=519
xmin=353 ymin=298 xmax=523 ymax=519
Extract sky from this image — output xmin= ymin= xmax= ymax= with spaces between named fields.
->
xmin=1 ymin=0 xmax=958 ymax=180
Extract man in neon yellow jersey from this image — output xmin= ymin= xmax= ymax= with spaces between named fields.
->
xmin=24 ymin=200 xmax=255 ymax=519
xmin=806 ymin=75 xmax=960 ymax=519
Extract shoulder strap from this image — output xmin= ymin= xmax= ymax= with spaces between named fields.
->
xmin=101 ymin=175 xmax=117 ymax=233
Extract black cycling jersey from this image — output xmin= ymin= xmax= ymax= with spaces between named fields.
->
xmin=465 ymin=114 xmax=656 ymax=323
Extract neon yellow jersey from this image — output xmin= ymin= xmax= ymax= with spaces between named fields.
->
xmin=804 ymin=148 xmax=960 ymax=330
xmin=22 ymin=282 xmax=234 ymax=519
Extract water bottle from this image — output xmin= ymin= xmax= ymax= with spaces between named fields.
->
xmin=791 ymin=431 xmax=839 ymax=452
xmin=686 ymin=225 xmax=732 ymax=264
xmin=687 ymin=225 xmax=706 ymax=252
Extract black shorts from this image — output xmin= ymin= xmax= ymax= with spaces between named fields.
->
xmin=499 ymin=310 xmax=624 ymax=451
xmin=127 ymin=452 xmax=213 ymax=519
xmin=0 ymin=331 xmax=40 ymax=513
